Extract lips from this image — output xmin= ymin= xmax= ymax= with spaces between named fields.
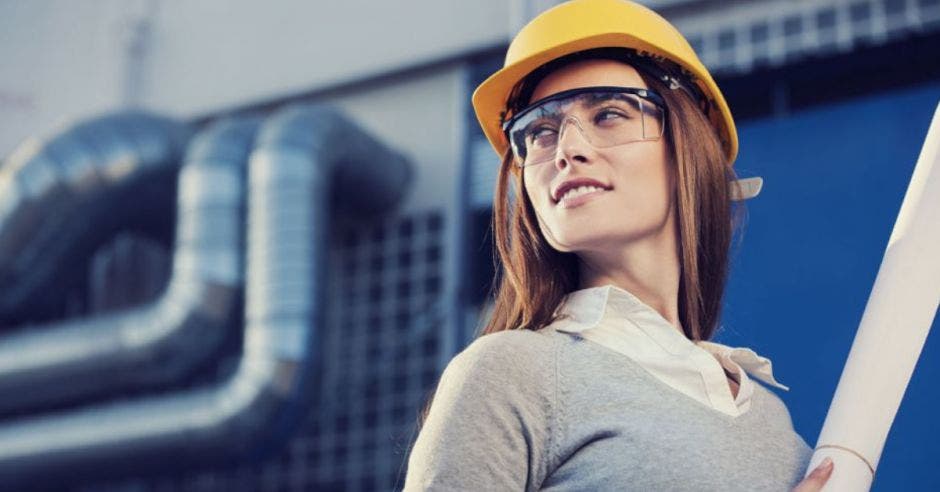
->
xmin=552 ymin=177 xmax=612 ymax=203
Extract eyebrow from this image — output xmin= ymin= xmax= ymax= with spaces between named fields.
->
xmin=521 ymin=91 xmax=647 ymax=129
xmin=583 ymin=93 xmax=653 ymax=117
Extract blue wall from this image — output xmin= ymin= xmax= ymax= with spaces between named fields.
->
xmin=719 ymin=82 xmax=940 ymax=490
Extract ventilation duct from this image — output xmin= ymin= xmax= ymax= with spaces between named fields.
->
xmin=0 ymin=112 xmax=190 ymax=325
xmin=0 ymin=115 xmax=254 ymax=415
xmin=0 ymin=105 xmax=411 ymax=488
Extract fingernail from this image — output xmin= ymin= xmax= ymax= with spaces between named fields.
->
xmin=821 ymin=457 xmax=833 ymax=470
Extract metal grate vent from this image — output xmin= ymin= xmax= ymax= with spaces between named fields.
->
xmin=76 ymin=209 xmax=448 ymax=492
xmin=312 ymin=209 xmax=446 ymax=491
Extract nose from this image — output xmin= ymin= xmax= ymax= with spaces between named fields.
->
xmin=554 ymin=116 xmax=594 ymax=171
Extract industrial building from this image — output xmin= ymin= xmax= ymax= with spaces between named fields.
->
xmin=0 ymin=0 xmax=938 ymax=490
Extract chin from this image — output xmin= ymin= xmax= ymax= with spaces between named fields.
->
xmin=546 ymin=231 xmax=613 ymax=253
xmin=552 ymin=226 xmax=657 ymax=252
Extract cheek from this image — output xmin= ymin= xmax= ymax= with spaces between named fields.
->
xmin=607 ymin=148 xmax=674 ymax=217
xmin=628 ymin=165 xmax=671 ymax=204
xmin=522 ymin=169 xmax=552 ymax=211
xmin=522 ymin=169 xmax=566 ymax=246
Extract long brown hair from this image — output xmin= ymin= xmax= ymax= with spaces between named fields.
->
xmin=413 ymin=48 xmax=746 ymax=430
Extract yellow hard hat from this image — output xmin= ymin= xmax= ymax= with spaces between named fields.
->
xmin=472 ymin=0 xmax=739 ymax=165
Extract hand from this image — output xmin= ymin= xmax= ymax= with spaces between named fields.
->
xmin=792 ymin=457 xmax=834 ymax=492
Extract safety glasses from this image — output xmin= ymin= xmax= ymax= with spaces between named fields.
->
xmin=502 ymin=86 xmax=667 ymax=168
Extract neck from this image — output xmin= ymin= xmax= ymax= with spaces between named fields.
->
xmin=576 ymin=215 xmax=683 ymax=335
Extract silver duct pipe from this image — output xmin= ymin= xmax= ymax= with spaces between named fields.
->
xmin=0 ymin=116 xmax=255 ymax=415
xmin=0 ymin=112 xmax=190 ymax=325
xmin=0 ymin=105 xmax=411 ymax=488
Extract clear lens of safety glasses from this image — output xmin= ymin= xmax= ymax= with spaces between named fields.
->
xmin=503 ymin=86 xmax=667 ymax=168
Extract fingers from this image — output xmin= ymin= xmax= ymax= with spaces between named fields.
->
xmin=793 ymin=457 xmax=834 ymax=492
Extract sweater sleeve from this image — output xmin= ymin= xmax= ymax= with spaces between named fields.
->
xmin=402 ymin=329 xmax=557 ymax=492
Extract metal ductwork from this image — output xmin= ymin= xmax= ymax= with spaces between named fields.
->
xmin=0 ymin=104 xmax=411 ymax=488
xmin=0 ymin=112 xmax=190 ymax=325
xmin=0 ymin=116 xmax=255 ymax=415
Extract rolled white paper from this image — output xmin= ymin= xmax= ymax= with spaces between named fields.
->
xmin=804 ymin=101 xmax=940 ymax=491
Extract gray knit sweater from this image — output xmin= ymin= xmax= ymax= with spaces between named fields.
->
xmin=403 ymin=326 xmax=812 ymax=491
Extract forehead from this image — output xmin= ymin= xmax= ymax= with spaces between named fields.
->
xmin=530 ymin=59 xmax=648 ymax=103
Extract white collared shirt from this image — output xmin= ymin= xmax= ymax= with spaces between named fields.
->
xmin=547 ymin=284 xmax=789 ymax=418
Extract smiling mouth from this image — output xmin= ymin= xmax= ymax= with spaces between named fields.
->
xmin=555 ymin=186 xmax=610 ymax=208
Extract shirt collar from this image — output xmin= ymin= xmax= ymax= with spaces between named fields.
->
xmin=552 ymin=283 xmax=696 ymax=356
xmin=551 ymin=283 xmax=788 ymax=391
xmin=694 ymin=340 xmax=789 ymax=391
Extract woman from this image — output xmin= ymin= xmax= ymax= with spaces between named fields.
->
xmin=403 ymin=0 xmax=834 ymax=490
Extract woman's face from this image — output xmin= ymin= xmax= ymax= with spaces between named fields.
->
xmin=522 ymin=59 xmax=676 ymax=255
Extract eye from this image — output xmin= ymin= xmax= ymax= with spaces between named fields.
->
xmin=525 ymin=124 xmax=558 ymax=147
xmin=593 ymin=107 xmax=629 ymax=124
xmin=531 ymin=126 xmax=555 ymax=138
